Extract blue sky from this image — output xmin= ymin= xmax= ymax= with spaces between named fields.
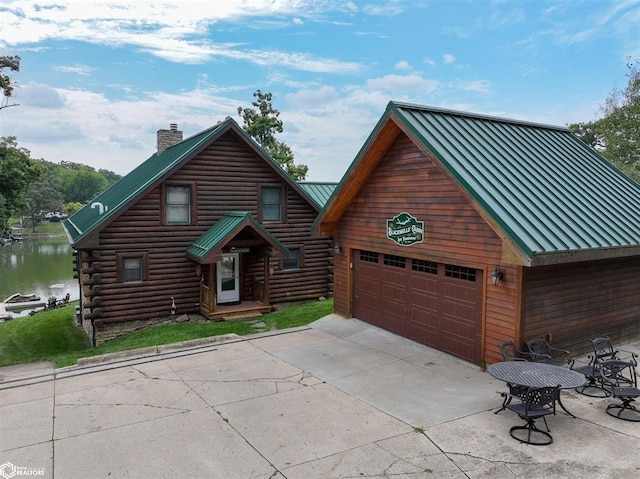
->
xmin=1 ymin=0 xmax=639 ymax=182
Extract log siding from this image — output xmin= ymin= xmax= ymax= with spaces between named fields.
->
xmin=79 ymin=130 xmax=332 ymax=343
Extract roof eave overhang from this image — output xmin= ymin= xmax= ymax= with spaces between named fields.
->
xmin=187 ymin=218 xmax=290 ymax=264
xmin=529 ymin=245 xmax=640 ymax=267
xmin=67 ymin=119 xmax=255 ymax=246
xmin=312 ymin=109 xmax=402 ymax=235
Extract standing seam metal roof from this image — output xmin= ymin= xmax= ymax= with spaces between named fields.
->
xmin=297 ymin=182 xmax=338 ymax=208
xmin=63 ymin=117 xmax=320 ymax=245
xmin=63 ymin=121 xmax=229 ymax=244
xmin=389 ymin=101 xmax=640 ymax=260
xmin=186 ymin=211 xmax=288 ymax=261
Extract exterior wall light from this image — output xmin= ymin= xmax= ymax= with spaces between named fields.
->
xmin=491 ymin=266 xmax=504 ymax=286
xmin=333 ymin=243 xmax=342 ymax=254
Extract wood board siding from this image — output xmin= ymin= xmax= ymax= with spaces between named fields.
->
xmin=333 ymin=132 xmax=519 ymax=364
xmin=521 ymin=257 xmax=640 ymax=356
xmin=81 ymin=130 xmax=331 ymax=328
xmin=484 ymin=264 xmax=522 ymax=364
xmin=335 ymin=134 xmax=504 ymax=264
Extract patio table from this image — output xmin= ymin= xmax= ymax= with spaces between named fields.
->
xmin=488 ymin=361 xmax=585 ymax=417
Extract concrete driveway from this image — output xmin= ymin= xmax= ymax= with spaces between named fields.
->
xmin=1 ymin=314 xmax=639 ymax=478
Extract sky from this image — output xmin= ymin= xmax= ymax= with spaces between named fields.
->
xmin=1 ymin=1 xmax=640 ymax=182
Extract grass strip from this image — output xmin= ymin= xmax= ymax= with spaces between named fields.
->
xmin=0 ymin=299 xmax=333 ymax=368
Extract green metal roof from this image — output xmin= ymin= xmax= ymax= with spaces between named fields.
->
xmin=63 ymin=120 xmax=230 ymax=245
xmin=388 ymin=101 xmax=640 ymax=263
xmin=297 ymin=182 xmax=338 ymax=208
xmin=63 ymin=117 xmax=320 ymax=246
xmin=186 ymin=211 xmax=288 ymax=262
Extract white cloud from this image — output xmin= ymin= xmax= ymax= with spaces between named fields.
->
xmin=394 ymin=60 xmax=412 ymax=71
xmin=55 ymin=64 xmax=96 ymax=76
xmin=17 ymin=82 xmax=67 ymax=108
xmin=366 ymin=74 xmax=439 ymax=93
xmin=0 ymin=0 xmax=365 ymax=74
xmin=443 ymin=54 xmax=456 ymax=64
xmin=361 ymin=1 xmax=405 ymax=16
xmin=457 ymin=80 xmax=493 ymax=95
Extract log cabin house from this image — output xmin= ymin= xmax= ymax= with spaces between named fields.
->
xmin=63 ymin=119 xmax=336 ymax=345
xmin=313 ymin=101 xmax=640 ymax=367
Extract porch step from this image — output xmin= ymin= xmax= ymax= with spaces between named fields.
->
xmin=221 ymin=311 xmax=263 ymax=321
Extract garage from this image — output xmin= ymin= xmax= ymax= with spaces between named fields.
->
xmin=353 ymin=250 xmax=483 ymax=364
xmin=315 ymin=101 xmax=640 ymax=366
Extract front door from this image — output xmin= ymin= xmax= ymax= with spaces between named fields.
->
xmin=216 ymin=253 xmax=240 ymax=304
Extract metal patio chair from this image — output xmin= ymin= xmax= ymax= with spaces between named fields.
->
xmin=506 ymin=385 xmax=560 ymax=445
xmin=525 ymin=337 xmax=574 ymax=368
xmin=572 ymin=337 xmax=638 ymax=398
xmin=598 ymin=360 xmax=640 ymax=422
xmin=494 ymin=341 xmax=532 ymax=414
xmin=498 ymin=341 xmax=534 ymax=362
xmin=591 ymin=337 xmax=638 ymax=366
xmin=571 ymin=354 xmax=609 ymax=398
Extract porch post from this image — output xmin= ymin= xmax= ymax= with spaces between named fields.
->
xmin=209 ymin=263 xmax=217 ymax=313
xmin=263 ymin=254 xmax=270 ymax=306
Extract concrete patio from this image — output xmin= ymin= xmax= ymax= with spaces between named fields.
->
xmin=1 ymin=314 xmax=639 ymax=478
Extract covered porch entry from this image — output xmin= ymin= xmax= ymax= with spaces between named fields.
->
xmin=186 ymin=211 xmax=289 ymax=321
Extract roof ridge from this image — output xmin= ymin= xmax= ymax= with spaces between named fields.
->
xmin=389 ymin=101 xmax=570 ymax=132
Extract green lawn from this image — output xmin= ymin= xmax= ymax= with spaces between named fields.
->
xmin=0 ymin=299 xmax=333 ymax=368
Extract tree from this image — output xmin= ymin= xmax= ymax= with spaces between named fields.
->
xmin=0 ymin=137 xmax=45 ymax=235
xmin=24 ymin=175 xmax=65 ymax=231
xmin=569 ymin=59 xmax=640 ymax=182
xmin=98 ymin=168 xmax=122 ymax=186
xmin=0 ymin=55 xmax=21 ymax=110
xmin=238 ymin=90 xmax=308 ymax=181
xmin=63 ymin=202 xmax=84 ymax=216
xmin=62 ymin=168 xmax=108 ymax=203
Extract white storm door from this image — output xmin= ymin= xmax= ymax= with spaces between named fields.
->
xmin=217 ymin=253 xmax=240 ymax=304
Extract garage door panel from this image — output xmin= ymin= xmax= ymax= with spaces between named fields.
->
xmin=353 ymin=259 xmax=382 ymax=326
xmin=353 ymin=250 xmax=482 ymax=364
xmin=407 ymin=271 xmax=439 ymax=344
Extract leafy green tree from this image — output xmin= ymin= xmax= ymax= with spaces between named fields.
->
xmin=24 ymin=175 xmax=65 ymax=231
xmin=0 ymin=55 xmax=20 ymax=110
xmin=238 ymin=90 xmax=308 ymax=180
xmin=62 ymin=167 xmax=108 ymax=203
xmin=98 ymin=168 xmax=122 ymax=186
xmin=570 ymin=59 xmax=640 ymax=182
xmin=0 ymin=137 xmax=45 ymax=235
xmin=63 ymin=202 xmax=84 ymax=216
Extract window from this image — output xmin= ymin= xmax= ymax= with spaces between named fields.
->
xmin=383 ymin=254 xmax=406 ymax=268
xmin=118 ymin=253 xmax=148 ymax=283
xmin=261 ymin=187 xmax=282 ymax=222
xmin=445 ymin=264 xmax=476 ymax=281
xmin=123 ymin=257 xmax=142 ymax=282
xmin=359 ymin=251 xmax=379 ymax=263
xmin=283 ymin=248 xmax=300 ymax=270
xmin=165 ymin=185 xmax=191 ymax=224
xmin=412 ymin=259 xmax=438 ymax=274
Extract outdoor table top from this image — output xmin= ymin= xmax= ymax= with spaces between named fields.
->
xmin=488 ymin=361 xmax=585 ymax=389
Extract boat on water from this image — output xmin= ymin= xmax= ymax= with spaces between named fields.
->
xmin=4 ymin=293 xmax=41 ymax=304
xmin=3 ymin=293 xmax=45 ymax=311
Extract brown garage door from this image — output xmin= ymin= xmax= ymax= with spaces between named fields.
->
xmin=353 ymin=250 xmax=483 ymax=364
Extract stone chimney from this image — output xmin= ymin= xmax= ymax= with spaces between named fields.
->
xmin=156 ymin=123 xmax=183 ymax=154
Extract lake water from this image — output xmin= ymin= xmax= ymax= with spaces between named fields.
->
xmin=0 ymin=237 xmax=78 ymax=318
